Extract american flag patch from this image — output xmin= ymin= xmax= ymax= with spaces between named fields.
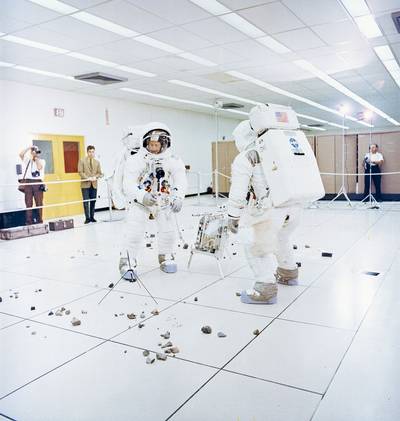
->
xmin=275 ymin=111 xmax=288 ymax=123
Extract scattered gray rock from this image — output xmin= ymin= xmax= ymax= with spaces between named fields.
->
xmin=30 ymin=306 xmax=35 ymax=311
xmin=138 ymin=323 xmax=145 ymax=328
xmin=305 ymin=245 xmax=310 ymax=249
xmin=65 ymin=310 xmax=71 ymax=315
xmin=160 ymin=331 xmax=170 ymax=339
xmin=81 ymin=310 xmax=87 ymax=314
xmin=127 ymin=313 xmax=136 ymax=320
xmin=253 ymin=329 xmax=260 ymax=336
xmin=71 ymin=317 xmax=81 ymax=326
xmin=0 ymin=297 xmax=2 ymax=303
xmin=48 ymin=311 xmax=54 ymax=316
xmin=140 ymin=311 xmax=146 ymax=319
xmin=108 ymin=283 xmax=114 ymax=288
xmin=235 ymin=292 xmax=241 ymax=297
xmin=151 ymin=309 xmax=159 ymax=316
xmin=156 ymin=353 xmax=167 ymax=361
xmin=217 ymin=332 xmax=227 ymax=338
xmin=165 ymin=346 xmax=179 ymax=354
xmin=61 ymin=307 xmax=66 ymax=312
xmin=161 ymin=341 xmax=173 ymax=349
xmin=143 ymin=350 xmax=150 ymax=357
xmin=55 ymin=310 xmax=63 ymax=316
xmin=194 ymin=297 xmax=198 ymax=302
xmin=201 ymin=325 xmax=212 ymax=334
xmin=31 ymin=331 xmax=37 ymax=335
xmin=146 ymin=356 xmax=155 ymax=364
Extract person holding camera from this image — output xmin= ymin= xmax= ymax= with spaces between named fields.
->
xmin=78 ymin=145 xmax=103 ymax=224
xmin=363 ymin=144 xmax=384 ymax=201
xmin=19 ymin=145 xmax=46 ymax=225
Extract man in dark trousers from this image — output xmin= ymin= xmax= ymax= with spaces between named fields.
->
xmin=78 ymin=145 xmax=103 ymax=223
xmin=363 ymin=144 xmax=384 ymax=201
xmin=19 ymin=145 xmax=46 ymax=225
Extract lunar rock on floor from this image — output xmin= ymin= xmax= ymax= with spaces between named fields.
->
xmin=201 ymin=326 xmax=212 ymax=334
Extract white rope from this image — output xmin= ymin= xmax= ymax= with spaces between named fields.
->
xmin=320 ymin=171 xmax=400 ymax=176
xmin=0 ymin=177 xmax=98 ymax=188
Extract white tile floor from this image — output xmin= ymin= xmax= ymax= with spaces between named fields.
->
xmin=1 ymin=197 xmax=400 ymax=420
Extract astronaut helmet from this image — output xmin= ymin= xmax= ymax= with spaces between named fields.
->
xmin=142 ymin=122 xmax=171 ymax=155
xmin=232 ymin=120 xmax=257 ymax=152
xmin=249 ymin=104 xmax=269 ymax=137
xmin=122 ymin=126 xmax=142 ymax=154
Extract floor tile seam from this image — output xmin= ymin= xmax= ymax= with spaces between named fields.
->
xmin=0 ymin=277 xmax=40 ymax=294
xmin=0 ymin=288 xmax=104 ymax=328
xmin=164 ymin=317 xmax=277 ymax=420
xmin=0 ymin=412 xmax=17 ymax=421
xmin=0 ymin=340 xmax=107 ymax=401
xmin=277 ymin=207 xmax=393 ymax=317
xmin=275 ymin=317 xmax=356 ymax=332
xmin=308 ymin=253 xmax=400 ymax=421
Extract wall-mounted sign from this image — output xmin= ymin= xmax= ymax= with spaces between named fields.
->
xmin=54 ymin=108 xmax=64 ymax=118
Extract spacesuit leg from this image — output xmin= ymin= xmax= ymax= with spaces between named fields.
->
xmin=240 ymin=214 xmax=280 ymax=304
xmin=157 ymin=210 xmax=177 ymax=273
xmin=119 ymin=204 xmax=147 ymax=281
xmin=274 ymin=207 xmax=302 ymax=286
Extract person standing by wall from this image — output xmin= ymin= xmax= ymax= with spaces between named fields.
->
xmin=19 ymin=145 xmax=46 ymax=225
xmin=363 ymin=144 xmax=384 ymax=202
xmin=78 ymin=145 xmax=103 ymax=224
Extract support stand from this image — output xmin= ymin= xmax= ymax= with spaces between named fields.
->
xmin=329 ymin=112 xmax=352 ymax=207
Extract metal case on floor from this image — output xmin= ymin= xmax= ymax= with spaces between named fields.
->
xmin=49 ymin=219 xmax=74 ymax=231
xmin=0 ymin=223 xmax=49 ymax=240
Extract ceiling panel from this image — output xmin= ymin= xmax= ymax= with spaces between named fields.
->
xmin=237 ymin=2 xmax=305 ymax=34
xmin=282 ymin=0 xmax=348 ymax=26
xmin=63 ymin=0 xmax=109 ymax=7
xmin=2 ymin=0 xmax=61 ymax=25
xmin=274 ymin=27 xmax=327 ymax=51
xmin=219 ymin=0 xmax=276 ymax=9
xmin=223 ymin=39 xmax=286 ymax=61
xmin=0 ymin=15 xmax=32 ymax=34
xmin=311 ymin=19 xmax=366 ymax=46
xmin=145 ymin=27 xmax=213 ymax=51
xmin=366 ymin=0 xmax=400 ymax=13
xmin=38 ymin=16 xmax=123 ymax=47
xmin=85 ymin=0 xmax=174 ymax=34
xmin=376 ymin=12 xmax=398 ymax=36
xmin=189 ymin=45 xmax=246 ymax=65
xmin=0 ymin=39 xmax=58 ymax=64
xmin=182 ymin=17 xmax=249 ymax=45
xmin=126 ymin=0 xmax=211 ymax=25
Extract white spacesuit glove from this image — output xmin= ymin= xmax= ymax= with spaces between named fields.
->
xmin=171 ymin=197 xmax=183 ymax=213
xmin=227 ymin=216 xmax=240 ymax=234
xmin=142 ymin=192 xmax=158 ymax=207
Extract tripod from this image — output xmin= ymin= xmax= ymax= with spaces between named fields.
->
xmin=329 ymin=112 xmax=352 ymax=207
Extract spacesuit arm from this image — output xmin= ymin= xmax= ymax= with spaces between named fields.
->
xmin=170 ymin=157 xmax=187 ymax=200
xmin=227 ymin=153 xmax=253 ymax=218
xmin=122 ymin=154 xmax=147 ymax=204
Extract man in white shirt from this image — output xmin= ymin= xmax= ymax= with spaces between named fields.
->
xmin=363 ymin=144 xmax=384 ymax=201
xmin=19 ymin=145 xmax=46 ymax=225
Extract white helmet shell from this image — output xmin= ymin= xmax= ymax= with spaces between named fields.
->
xmin=233 ymin=120 xmax=257 ymax=152
xmin=249 ymin=104 xmax=269 ymax=135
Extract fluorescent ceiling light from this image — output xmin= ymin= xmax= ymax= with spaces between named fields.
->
xmin=354 ymin=15 xmax=382 ymax=38
xmin=14 ymin=65 xmax=72 ymax=79
xmin=28 ymin=0 xmax=77 ymax=14
xmin=297 ymin=113 xmax=349 ymax=129
xmin=67 ymin=52 xmax=119 ymax=67
xmin=256 ymin=36 xmax=291 ymax=54
xmin=220 ymin=13 xmax=265 ymax=38
xmin=189 ymin=0 xmax=230 ymax=15
xmin=72 ymin=11 xmax=139 ymax=37
xmin=300 ymin=124 xmax=326 ymax=131
xmin=340 ymin=0 xmax=370 ymax=17
xmin=177 ymin=52 xmax=217 ymax=67
xmin=134 ymin=35 xmax=183 ymax=54
xmin=2 ymin=35 xmax=69 ymax=54
xmin=115 ymin=65 xmax=155 ymax=77
xmin=168 ymin=79 xmax=260 ymax=106
xmin=0 ymin=61 xmax=15 ymax=67
xmin=121 ymin=87 xmax=248 ymax=117
xmin=374 ymin=45 xmax=394 ymax=61
xmin=121 ymin=87 xmax=214 ymax=108
xmin=294 ymin=59 xmax=399 ymax=125
xmin=382 ymin=59 xmax=400 ymax=72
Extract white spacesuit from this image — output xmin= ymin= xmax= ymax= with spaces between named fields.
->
xmin=111 ymin=126 xmax=142 ymax=210
xmin=227 ymin=104 xmax=325 ymax=304
xmin=119 ymin=122 xmax=187 ymax=280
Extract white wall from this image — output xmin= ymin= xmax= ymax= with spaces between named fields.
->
xmin=0 ymin=80 xmax=240 ymax=212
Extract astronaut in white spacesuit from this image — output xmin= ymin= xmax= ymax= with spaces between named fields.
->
xmin=227 ymin=104 xmax=324 ymax=304
xmin=119 ymin=122 xmax=187 ymax=280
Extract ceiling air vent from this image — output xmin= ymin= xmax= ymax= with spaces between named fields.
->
xmin=74 ymin=72 xmax=128 ymax=85
xmin=392 ymin=11 xmax=400 ymax=33
xmin=214 ymin=99 xmax=244 ymax=109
